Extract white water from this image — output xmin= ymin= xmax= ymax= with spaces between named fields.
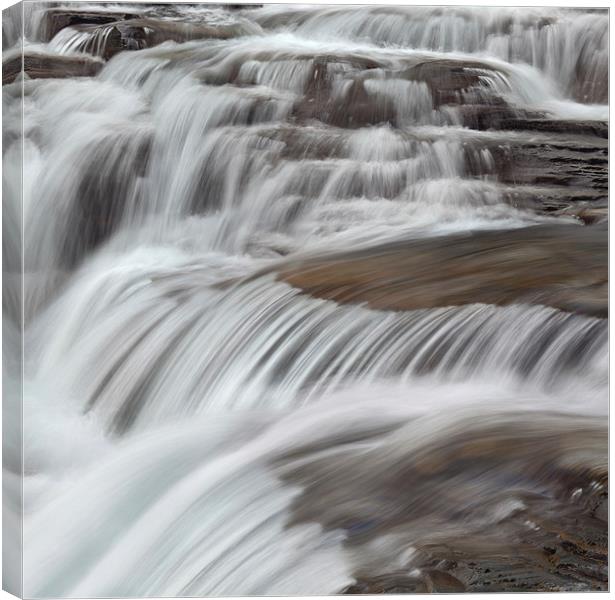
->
xmin=2 ymin=3 xmax=608 ymax=597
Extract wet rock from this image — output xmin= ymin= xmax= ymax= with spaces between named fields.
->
xmin=283 ymin=414 xmax=608 ymax=593
xmin=573 ymin=75 xmax=608 ymax=106
xmin=489 ymin=140 xmax=608 ymax=193
xmin=421 ymin=492 xmax=609 ymax=591
xmin=404 ymin=59 xmax=482 ymax=90
xmin=554 ymin=203 xmax=607 ymax=225
xmin=61 ymin=133 xmax=151 ymax=269
xmin=394 ymin=60 xmax=608 ymax=135
xmin=293 ymin=55 xmax=518 ymax=128
xmin=458 ymin=104 xmax=543 ymax=130
xmin=292 ymin=54 xmax=576 ymax=132
xmin=344 ymin=573 xmax=430 ymax=594
xmin=59 ymin=18 xmax=255 ymax=60
xmin=485 ymin=186 xmax=608 ymax=235
xmin=398 ymin=58 xmax=540 ymax=128
xmin=293 ymin=55 xmax=396 ymax=128
xmin=225 ymin=4 xmax=264 ymax=10
xmin=329 ymin=79 xmax=396 ymax=128
xmin=499 ymin=118 xmax=608 ymax=139
xmin=255 ymin=125 xmax=347 ymax=161
xmin=467 ymin=125 xmax=608 ymax=219
xmin=39 ymin=7 xmax=141 ymax=42
xmin=2 ymin=53 xmax=103 ymax=85
xmin=571 ymin=27 xmax=608 ymax=104
xmin=409 ymin=525 xmax=607 ymax=592
xmin=444 ymin=95 xmax=608 ymax=138
xmin=423 ymin=570 xmax=467 ymax=592
xmin=292 ymin=56 xmax=331 ymax=122
xmin=400 ymin=58 xmax=498 ymax=107
xmin=273 ymin=223 xmax=607 ymax=318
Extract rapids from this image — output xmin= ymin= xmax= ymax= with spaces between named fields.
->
xmin=2 ymin=2 xmax=608 ymax=596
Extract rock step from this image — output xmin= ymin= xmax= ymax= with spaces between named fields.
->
xmin=39 ymin=8 xmax=142 ymax=42
xmin=2 ymin=52 xmax=103 ymax=85
xmin=272 ymin=223 xmax=607 ymax=318
xmin=56 ymin=18 xmax=259 ymax=60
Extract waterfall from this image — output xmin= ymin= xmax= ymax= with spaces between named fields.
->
xmin=2 ymin=2 xmax=608 ymax=596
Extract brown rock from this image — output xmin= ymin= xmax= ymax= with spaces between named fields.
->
xmin=293 ymin=55 xmax=395 ymax=128
xmin=272 ymin=223 xmax=607 ymax=318
xmin=489 ymin=141 xmax=608 ymax=193
xmin=56 ymin=18 xmax=255 ymax=60
xmin=2 ymin=53 xmax=103 ymax=85
xmin=458 ymin=104 xmax=544 ymax=130
xmin=39 ymin=8 xmax=141 ymax=42
xmin=499 ymin=118 xmax=608 ymax=139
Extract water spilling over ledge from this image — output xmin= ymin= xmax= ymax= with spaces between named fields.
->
xmin=2 ymin=2 xmax=608 ymax=596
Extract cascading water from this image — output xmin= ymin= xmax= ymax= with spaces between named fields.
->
xmin=2 ymin=2 xmax=608 ymax=596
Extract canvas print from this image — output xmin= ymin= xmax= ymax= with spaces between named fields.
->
xmin=2 ymin=1 xmax=608 ymax=597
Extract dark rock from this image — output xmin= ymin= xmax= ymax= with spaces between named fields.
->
xmin=423 ymin=570 xmax=467 ymax=592
xmin=396 ymin=62 xmax=601 ymax=137
xmin=272 ymin=223 xmax=607 ymax=318
xmin=573 ymin=74 xmax=608 ymax=106
xmin=58 ymin=17 xmax=258 ymax=60
xmin=293 ymin=55 xmax=553 ymax=130
xmin=489 ymin=141 xmax=608 ymax=192
xmin=2 ymin=53 xmax=103 ymax=85
xmin=400 ymin=58 xmax=489 ymax=106
xmin=293 ymin=55 xmax=396 ymax=128
xmin=458 ymin=104 xmax=544 ymax=130
xmin=499 ymin=118 xmax=608 ymax=139
xmin=114 ymin=17 xmax=250 ymax=47
xmin=344 ymin=573 xmax=429 ymax=594
xmin=225 ymin=3 xmax=264 ymax=9
xmin=500 ymin=187 xmax=608 ymax=223
xmin=466 ymin=125 xmax=608 ymax=219
xmin=39 ymin=8 xmax=141 ymax=42
xmin=329 ymin=78 xmax=397 ymax=128
xmin=285 ymin=415 xmax=607 ymax=593
xmin=61 ymin=133 xmax=151 ymax=269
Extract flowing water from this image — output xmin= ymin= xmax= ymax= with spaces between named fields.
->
xmin=2 ymin=3 xmax=608 ymax=596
